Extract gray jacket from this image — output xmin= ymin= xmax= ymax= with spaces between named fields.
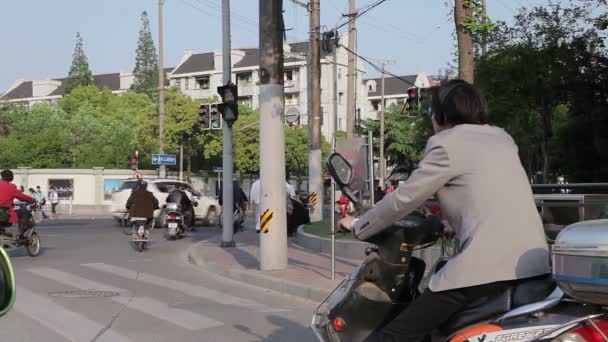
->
xmin=353 ymin=124 xmax=550 ymax=292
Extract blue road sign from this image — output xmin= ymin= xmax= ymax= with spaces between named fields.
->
xmin=152 ymin=154 xmax=177 ymax=166
xmin=212 ymin=166 xmax=223 ymax=172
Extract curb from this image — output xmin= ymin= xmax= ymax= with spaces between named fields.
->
xmin=295 ymin=225 xmax=371 ymax=260
xmin=186 ymin=242 xmax=331 ymax=302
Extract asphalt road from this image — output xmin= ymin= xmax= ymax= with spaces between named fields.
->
xmin=0 ymin=218 xmax=317 ymax=342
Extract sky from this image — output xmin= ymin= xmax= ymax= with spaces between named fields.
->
xmin=0 ymin=0 xmax=557 ymax=92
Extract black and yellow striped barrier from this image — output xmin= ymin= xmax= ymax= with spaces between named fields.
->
xmin=309 ymin=192 xmax=318 ymax=206
xmin=260 ymin=209 xmax=273 ymax=234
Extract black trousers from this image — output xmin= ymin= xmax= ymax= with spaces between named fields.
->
xmin=365 ymin=277 xmax=514 ymax=342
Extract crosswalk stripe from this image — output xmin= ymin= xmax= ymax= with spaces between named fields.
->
xmin=27 ymin=267 xmax=223 ymax=331
xmin=82 ymin=263 xmax=287 ymax=313
xmin=14 ymin=287 xmax=134 ymax=342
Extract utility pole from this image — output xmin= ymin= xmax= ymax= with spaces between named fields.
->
xmin=345 ymin=0 xmax=357 ymax=138
xmin=481 ymin=0 xmax=487 ymax=56
xmin=333 ymin=41 xmax=338 ymax=140
xmin=379 ymin=63 xmax=386 ymax=190
xmin=221 ymin=0 xmax=235 ymax=248
xmin=455 ymin=0 xmax=475 ymax=83
xmin=308 ymin=0 xmax=323 ymax=223
xmin=259 ymin=0 xmax=288 ymax=270
xmin=158 ymin=0 xmax=166 ymax=178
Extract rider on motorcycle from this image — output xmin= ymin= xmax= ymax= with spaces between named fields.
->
xmin=0 ymin=170 xmax=36 ymax=239
xmin=125 ymin=180 xmax=159 ymax=234
xmin=339 ymin=80 xmax=550 ymax=342
xmin=166 ymin=185 xmax=195 ymax=230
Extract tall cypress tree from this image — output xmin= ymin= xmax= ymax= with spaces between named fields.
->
xmin=65 ymin=32 xmax=94 ymax=94
xmin=131 ymin=11 xmax=159 ymax=96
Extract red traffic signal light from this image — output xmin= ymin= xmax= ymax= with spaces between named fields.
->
xmin=407 ymin=88 xmax=417 ymax=98
xmin=129 ymin=154 xmax=138 ymax=170
xmin=199 ymin=104 xmax=211 ymax=130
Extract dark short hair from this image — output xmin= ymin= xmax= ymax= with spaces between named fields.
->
xmin=431 ymin=79 xmax=489 ymax=126
xmin=1 ymin=170 xmax=13 ymax=182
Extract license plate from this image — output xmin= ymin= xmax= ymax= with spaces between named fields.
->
xmin=168 ymin=222 xmax=178 ymax=228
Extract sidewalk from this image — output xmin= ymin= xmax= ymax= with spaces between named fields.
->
xmin=186 ymin=223 xmax=360 ymax=302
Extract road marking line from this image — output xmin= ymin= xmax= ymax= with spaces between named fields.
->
xmin=82 ymin=263 xmax=286 ymax=313
xmin=27 ymin=267 xmax=223 ymax=331
xmin=14 ymin=287 xmax=134 ymax=342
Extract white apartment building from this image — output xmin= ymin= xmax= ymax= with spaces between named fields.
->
xmin=169 ymin=36 xmax=368 ymax=141
xmin=364 ymin=73 xmax=433 ymax=119
xmin=2 ymin=39 xmax=440 ymax=143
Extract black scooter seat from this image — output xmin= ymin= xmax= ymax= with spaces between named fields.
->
xmin=440 ymin=274 xmax=555 ymax=334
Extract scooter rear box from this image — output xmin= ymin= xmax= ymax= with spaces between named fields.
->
xmin=552 ymin=219 xmax=608 ymax=305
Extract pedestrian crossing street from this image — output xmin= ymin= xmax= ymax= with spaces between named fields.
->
xmin=3 ymin=262 xmax=294 ymax=342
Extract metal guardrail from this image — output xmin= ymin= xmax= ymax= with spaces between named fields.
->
xmin=532 ymin=183 xmax=608 ymax=189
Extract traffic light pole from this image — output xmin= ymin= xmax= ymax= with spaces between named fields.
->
xmin=259 ymin=0 xmax=288 ymax=271
xmin=158 ymin=0 xmax=166 ymax=179
xmin=379 ymin=63 xmax=386 ymax=190
xmin=220 ymin=0 xmax=235 ymax=248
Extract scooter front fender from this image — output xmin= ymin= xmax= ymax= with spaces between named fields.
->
xmin=311 ymin=254 xmax=409 ymax=342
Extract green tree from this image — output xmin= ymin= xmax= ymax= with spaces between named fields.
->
xmin=0 ymin=104 xmax=72 ymax=168
xmin=131 ymin=11 xmax=159 ymax=97
xmin=60 ymin=85 xmax=155 ymax=168
xmin=477 ymin=2 xmax=608 ymax=181
xmin=233 ymin=106 xmax=260 ymax=174
xmin=364 ymin=105 xmax=433 ymax=168
xmin=65 ymin=32 xmax=94 ymax=94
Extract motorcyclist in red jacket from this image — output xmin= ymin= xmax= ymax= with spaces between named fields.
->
xmin=0 ymin=170 xmax=36 ymax=238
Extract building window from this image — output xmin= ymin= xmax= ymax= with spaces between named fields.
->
xmin=285 ymin=93 xmax=299 ymax=106
xmin=285 ymin=68 xmax=298 ymax=82
xmin=236 ymin=72 xmax=252 ymax=86
xmin=338 ymin=92 xmax=344 ymax=105
xmin=396 ymin=98 xmax=405 ymax=106
xmin=338 ymin=68 xmax=342 ymax=80
xmin=238 ymin=96 xmax=252 ymax=107
xmin=196 ymin=76 xmax=210 ymax=90
xmin=184 ymin=78 xmax=190 ymax=90
xmin=372 ymin=100 xmax=380 ymax=111
xmin=175 ymin=78 xmax=182 ymax=89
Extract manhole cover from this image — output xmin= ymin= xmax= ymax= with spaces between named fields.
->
xmin=48 ymin=290 xmax=120 ymax=298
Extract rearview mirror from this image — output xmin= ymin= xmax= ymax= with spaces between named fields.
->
xmin=327 ymin=153 xmax=353 ymax=187
xmin=0 ymin=248 xmax=16 ymax=317
xmin=327 ymin=153 xmax=361 ymax=209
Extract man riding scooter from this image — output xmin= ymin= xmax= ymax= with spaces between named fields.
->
xmin=125 ymin=180 xmax=159 ymax=237
xmin=0 ymin=170 xmax=37 ymax=240
xmin=166 ymin=185 xmax=195 ymax=230
xmin=338 ymin=80 xmax=550 ymax=342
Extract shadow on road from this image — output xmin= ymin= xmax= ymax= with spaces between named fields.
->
xmin=7 ymin=246 xmax=55 ymax=258
xmin=234 ymin=315 xmax=314 ymax=342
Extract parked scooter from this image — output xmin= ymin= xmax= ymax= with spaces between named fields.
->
xmin=164 ymin=203 xmax=185 ymax=240
xmin=312 ymin=152 xmax=608 ymax=342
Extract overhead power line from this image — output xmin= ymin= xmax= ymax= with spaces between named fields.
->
xmin=339 ymin=43 xmax=416 ymax=87
xmin=330 ymin=0 xmax=389 ymax=32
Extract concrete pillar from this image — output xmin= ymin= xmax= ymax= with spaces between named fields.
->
xmin=17 ymin=167 xmax=31 ymax=190
xmin=93 ymin=167 xmax=104 ymax=206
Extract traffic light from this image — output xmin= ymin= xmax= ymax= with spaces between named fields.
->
xmin=210 ymin=103 xmax=222 ymax=130
xmin=129 ymin=151 xmax=139 ymax=170
xmin=406 ymin=87 xmax=419 ymax=112
xmin=217 ymin=82 xmax=239 ymax=127
xmin=199 ymin=104 xmax=210 ymax=130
